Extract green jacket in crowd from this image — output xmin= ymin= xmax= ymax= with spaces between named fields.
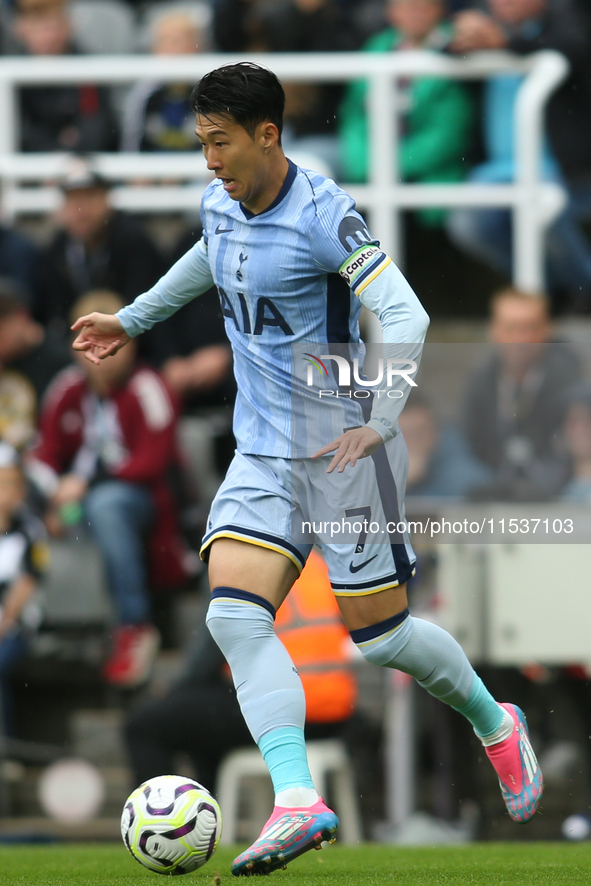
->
xmin=338 ymin=25 xmax=473 ymax=225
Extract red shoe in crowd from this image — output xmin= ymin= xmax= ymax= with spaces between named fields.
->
xmin=102 ymin=624 xmax=160 ymax=688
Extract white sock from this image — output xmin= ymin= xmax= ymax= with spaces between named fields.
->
xmin=477 ymin=707 xmax=515 ymax=747
xmin=275 ymin=787 xmax=319 ymax=808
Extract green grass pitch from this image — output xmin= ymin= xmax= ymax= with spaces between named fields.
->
xmin=0 ymin=843 xmax=591 ymax=885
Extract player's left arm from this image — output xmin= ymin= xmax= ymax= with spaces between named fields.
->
xmin=313 ymin=261 xmax=429 ymax=471
xmin=310 ymin=201 xmax=429 ymax=471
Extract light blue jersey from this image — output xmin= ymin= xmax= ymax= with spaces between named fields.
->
xmin=117 ymin=160 xmax=429 ymax=457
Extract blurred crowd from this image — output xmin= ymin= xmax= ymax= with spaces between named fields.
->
xmin=0 ymin=0 xmax=590 ymax=832
xmin=0 ymin=148 xmax=237 ymax=708
xmin=404 ymin=288 xmax=590 ymax=505
xmin=0 ymin=0 xmax=588 ymax=306
xmin=0 ymin=0 xmax=589 ymax=671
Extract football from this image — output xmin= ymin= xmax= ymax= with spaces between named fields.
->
xmin=121 ymin=775 xmax=222 ymax=875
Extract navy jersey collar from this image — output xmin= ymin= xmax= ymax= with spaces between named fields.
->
xmin=240 ymin=158 xmax=297 ymax=220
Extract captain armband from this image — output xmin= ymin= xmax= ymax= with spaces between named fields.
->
xmin=338 ymin=245 xmax=392 ymax=297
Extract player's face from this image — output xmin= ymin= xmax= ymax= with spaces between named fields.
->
xmin=196 ymin=113 xmax=280 ymax=213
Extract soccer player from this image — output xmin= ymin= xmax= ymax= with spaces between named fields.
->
xmin=71 ymin=62 xmax=543 ymax=876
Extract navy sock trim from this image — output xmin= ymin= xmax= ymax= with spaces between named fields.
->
xmin=210 ymin=586 xmax=276 ymax=620
xmin=349 ymin=607 xmax=410 ymax=644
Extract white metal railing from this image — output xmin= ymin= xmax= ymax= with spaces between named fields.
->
xmin=0 ymin=50 xmax=569 ymax=295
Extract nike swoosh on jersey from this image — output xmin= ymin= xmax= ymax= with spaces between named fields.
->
xmin=349 ymin=555 xmax=378 ymax=573
xmin=215 ymin=223 xmax=234 ymax=234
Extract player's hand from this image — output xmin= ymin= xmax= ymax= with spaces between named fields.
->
xmin=71 ymin=312 xmax=130 ymax=365
xmin=311 ymin=427 xmax=383 ymax=473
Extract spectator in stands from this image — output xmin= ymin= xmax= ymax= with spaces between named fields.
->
xmin=339 ymin=0 xmax=473 ymax=226
xmin=0 ymin=443 xmax=47 ymax=737
xmin=0 ymin=213 xmax=41 ymax=304
xmin=29 ymin=290 xmax=190 ymax=688
xmin=37 ymin=157 xmax=166 ymax=362
xmin=0 ymin=287 xmax=42 ymax=451
xmin=560 ymin=383 xmax=591 ymax=504
xmin=160 ymin=302 xmax=234 ymax=412
xmin=250 ymin=0 xmax=357 ymax=53
xmin=213 ymin=0 xmax=357 ymax=52
xmin=0 ymin=280 xmax=71 ymax=450
xmin=212 ymin=0 xmax=387 ymax=52
xmin=121 ymin=5 xmax=211 ymax=153
xmin=211 ymin=0 xmax=255 ymax=52
xmin=345 ymin=1 xmax=392 ymax=45
xmin=124 ymin=549 xmax=357 ymax=791
xmin=462 ymin=287 xmax=579 ymax=501
xmin=447 ymin=0 xmax=591 ymax=308
xmin=12 ymin=0 xmax=118 ymax=152
xmin=243 ymin=0 xmax=360 ymax=176
xmin=399 ymin=393 xmax=491 ymax=498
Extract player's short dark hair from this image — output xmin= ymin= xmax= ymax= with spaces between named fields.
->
xmin=191 ymin=63 xmax=285 ymax=142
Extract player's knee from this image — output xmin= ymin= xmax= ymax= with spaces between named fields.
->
xmin=349 ymin=609 xmax=414 ymax=667
xmin=205 ymin=590 xmax=275 ymax=651
xmin=205 ymin=598 xmax=240 ymax=647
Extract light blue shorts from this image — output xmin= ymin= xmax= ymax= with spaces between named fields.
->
xmin=200 ymin=437 xmax=416 ymax=596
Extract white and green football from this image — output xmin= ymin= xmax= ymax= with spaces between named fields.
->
xmin=121 ymin=775 xmax=222 ymax=875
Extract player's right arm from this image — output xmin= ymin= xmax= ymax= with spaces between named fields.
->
xmin=72 ymin=237 xmax=215 ymax=363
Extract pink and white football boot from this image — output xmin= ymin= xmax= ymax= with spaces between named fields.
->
xmin=231 ymin=798 xmax=339 ymax=876
xmin=486 ymin=702 xmax=544 ymax=823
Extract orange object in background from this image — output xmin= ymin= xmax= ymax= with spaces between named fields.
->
xmin=276 ymin=550 xmax=357 ymax=724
